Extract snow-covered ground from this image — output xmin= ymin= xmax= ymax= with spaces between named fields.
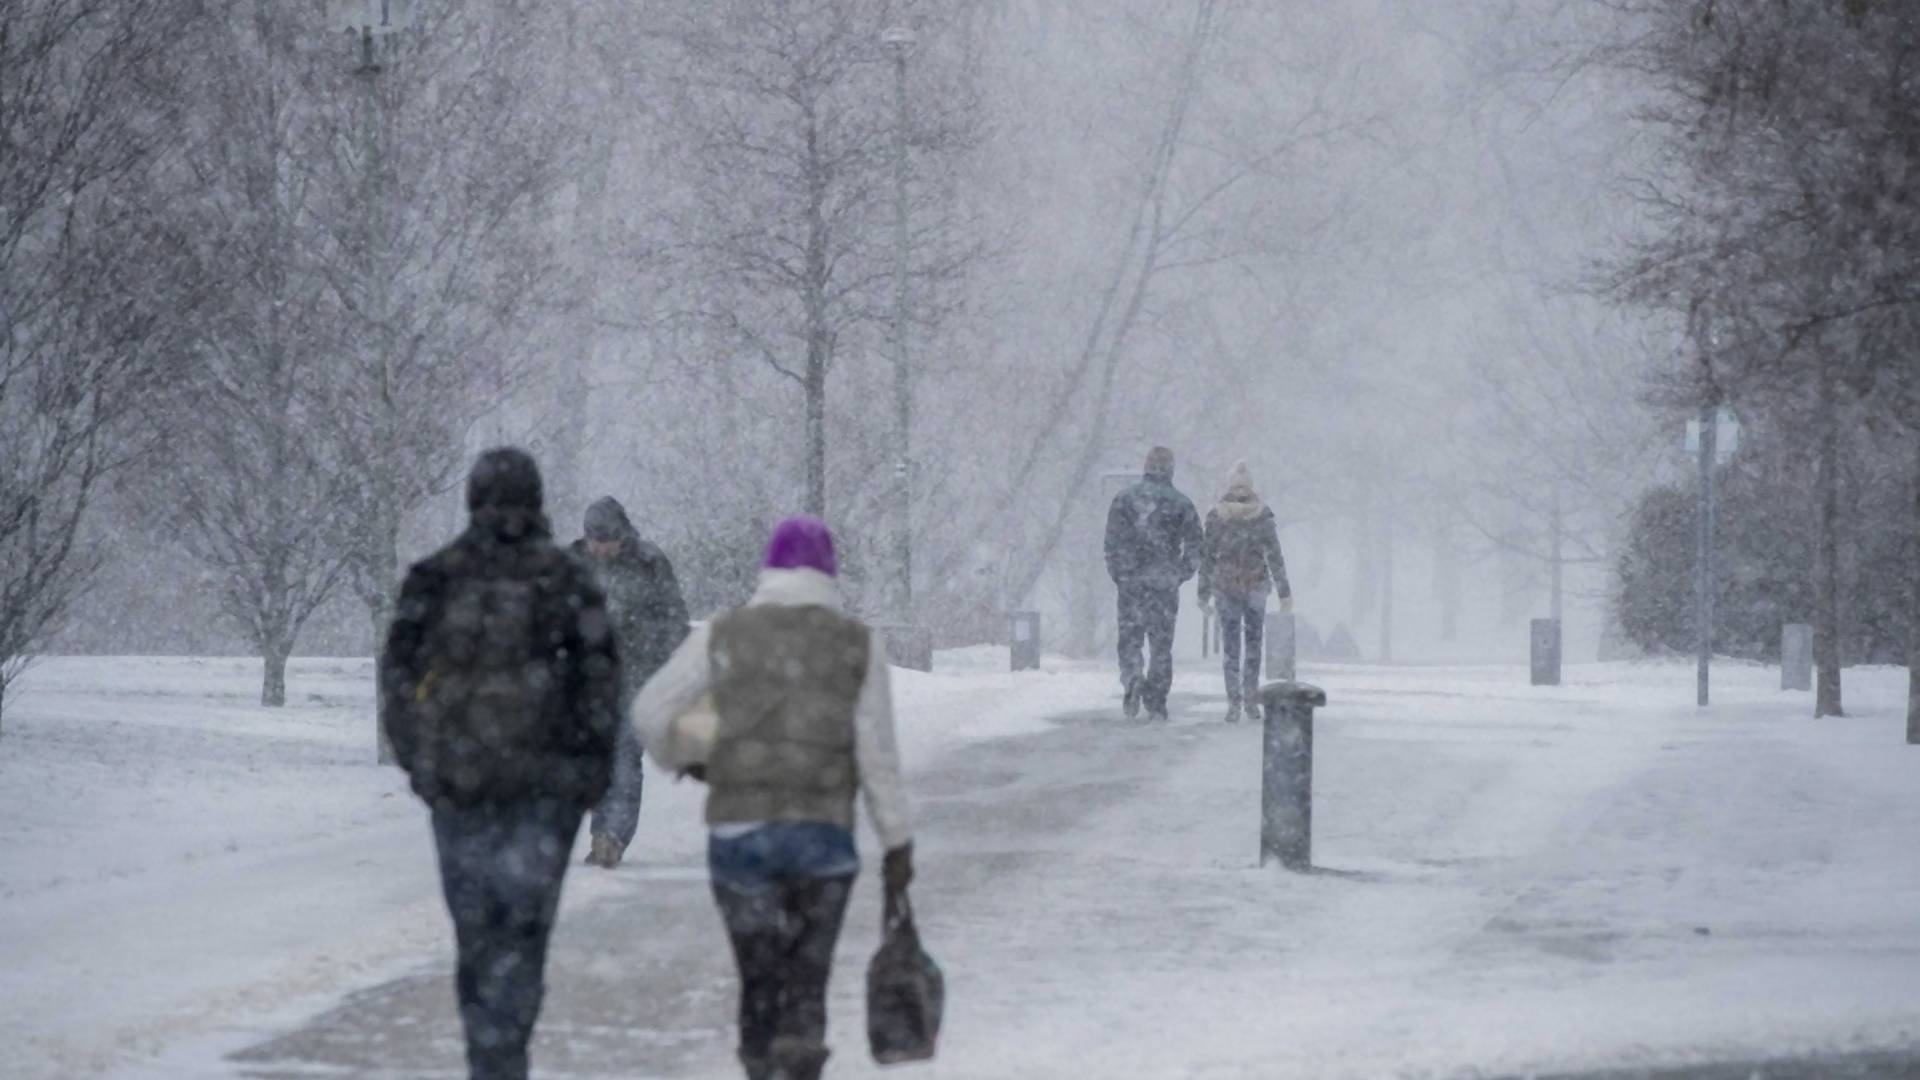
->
xmin=1 ymin=653 xmax=1917 ymax=1077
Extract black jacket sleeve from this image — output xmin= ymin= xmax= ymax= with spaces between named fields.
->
xmin=563 ymin=567 xmax=623 ymax=806
xmin=379 ymin=563 xmax=441 ymax=773
xmin=1177 ymin=497 xmax=1204 ymax=584
xmin=639 ymin=549 xmax=692 ymax=672
xmin=1197 ymin=509 xmax=1220 ymax=604
xmin=1104 ymin=494 xmax=1132 ymax=584
xmin=1262 ymin=512 xmax=1291 ymax=600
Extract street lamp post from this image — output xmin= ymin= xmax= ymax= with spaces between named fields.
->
xmin=882 ymin=24 xmax=915 ymax=625
xmin=1695 ymin=394 xmax=1716 ymax=707
xmin=341 ymin=0 xmax=411 ymax=762
xmin=1686 ymin=303 xmax=1734 ymax=708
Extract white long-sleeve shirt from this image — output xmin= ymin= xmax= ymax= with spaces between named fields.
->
xmin=632 ymin=567 xmax=914 ymax=852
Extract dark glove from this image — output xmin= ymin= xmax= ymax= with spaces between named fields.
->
xmin=678 ymin=764 xmax=707 ymax=783
xmin=882 ymin=843 xmax=914 ymax=898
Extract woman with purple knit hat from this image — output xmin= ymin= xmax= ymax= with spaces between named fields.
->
xmin=632 ymin=516 xmax=915 ymax=1080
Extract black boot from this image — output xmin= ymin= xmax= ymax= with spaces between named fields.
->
xmin=769 ymin=1037 xmax=830 ymax=1080
xmin=1225 ymin=699 xmax=1242 ymax=724
xmin=739 ymin=1052 xmax=773 ymax=1080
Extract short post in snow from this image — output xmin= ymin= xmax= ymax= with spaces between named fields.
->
xmin=881 ymin=625 xmax=934 ymax=673
xmin=1265 ymin=610 xmax=1297 ymax=682
xmin=1009 ymin=610 xmax=1041 ymax=672
xmin=1530 ymin=618 xmax=1562 ymax=687
xmin=1781 ymin=623 xmax=1814 ymax=692
xmin=1260 ymin=680 xmax=1327 ymax=871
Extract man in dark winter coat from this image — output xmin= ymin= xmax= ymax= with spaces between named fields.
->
xmin=570 ymin=496 xmax=690 ymax=868
xmin=382 ymin=448 xmax=621 ymax=1080
xmin=1104 ymin=446 xmax=1203 ymax=721
xmin=1198 ymin=461 xmax=1292 ymax=723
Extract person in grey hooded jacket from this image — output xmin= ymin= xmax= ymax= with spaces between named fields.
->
xmin=570 ymin=496 xmax=689 ymax=867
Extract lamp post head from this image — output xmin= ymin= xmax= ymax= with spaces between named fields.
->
xmin=881 ymin=25 xmax=917 ymax=53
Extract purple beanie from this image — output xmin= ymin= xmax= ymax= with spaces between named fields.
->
xmin=764 ymin=516 xmax=838 ymax=577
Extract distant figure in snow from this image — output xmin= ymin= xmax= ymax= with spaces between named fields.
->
xmin=634 ymin=516 xmax=915 ymax=1080
xmin=1197 ymin=461 xmax=1292 ymax=723
xmin=570 ymin=496 xmax=689 ymax=869
xmin=1104 ymin=446 xmax=1203 ymax=721
xmin=381 ymin=448 xmax=621 ymax=1080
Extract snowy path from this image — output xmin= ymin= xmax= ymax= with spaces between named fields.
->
xmin=946 ymin=667 xmax=1920 ymax=1078
xmin=5 ymin=656 xmax=1920 ymax=1077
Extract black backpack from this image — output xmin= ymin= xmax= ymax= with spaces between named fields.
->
xmin=415 ymin=577 xmax=553 ymax=798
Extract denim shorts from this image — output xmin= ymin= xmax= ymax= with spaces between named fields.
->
xmin=708 ymin=822 xmax=860 ymax=893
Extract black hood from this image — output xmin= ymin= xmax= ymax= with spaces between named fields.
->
xmin=583 ymin=496 xmax=639 ymax=544
xmin=465 ymin=447 xmax=549 ymax=543
xmin=468 ymin=447 xmax=544 ymax=513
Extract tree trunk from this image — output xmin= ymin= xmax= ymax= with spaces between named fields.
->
xmin=1816 ymin=371 xmax=1844 ymax=718
xmin=1550 ymin=484 xmax=1565 ymax=625
xmin=367 ymin=511 xmax=401 ymax=764
xmin=1350 ymin=508 xmax=1375 ymax=629
xmin=954 ymin=2 xmax=1215 ymax=607
xmin=1433 ymin=520 xmax=1461 ymax=642
xmin=804 ymin=348 xmax=827 ymax=519
xmin=1379 ymin=496 xmax=1394 ymax=664
xmin=1908 ymin=433 xmax=1919 ymax=744
xmin=262 ymin=644 xmax=289 ymax=708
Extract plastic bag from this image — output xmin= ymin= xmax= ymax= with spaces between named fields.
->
xmin=866 ymin=889 xmax=943 ymax=1065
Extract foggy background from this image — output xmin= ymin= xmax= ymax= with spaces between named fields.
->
xmin=11 ymin=2 xmax=1698 ymax=676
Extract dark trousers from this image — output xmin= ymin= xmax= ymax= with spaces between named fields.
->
xmin=1217 ymin=591 xmax=1264 ymax=705
xmin=711 ymin=874 xmax=855 ymax=1072
xmin=588 ymin=717 xmax=645 ymax=851
xmin=1117 ymin=582 xmax=1179 ymax=712
xmin=431 ymin=797 xmax=583 ymax=1080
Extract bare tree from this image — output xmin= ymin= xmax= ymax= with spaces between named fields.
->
xmin=0 ymin=1 xmax=192 ymax=733
xmin=1609 ymin=0 xmax=1920 ymax=718
xmin=152 ymin=1 xmax=354 ymax=707
xmin=635 ymin=0 xmax=984 ymax=520
xmin=300 ymin=1 xmax=583 ymax=753
xmin=919 ymin=0 xmax=1382 ymax=622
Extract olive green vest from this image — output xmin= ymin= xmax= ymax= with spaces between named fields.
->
xmin=705 ymin=604 xmax=870 ymax=829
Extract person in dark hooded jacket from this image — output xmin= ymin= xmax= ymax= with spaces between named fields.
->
xmin=1104 ymin=446 xmax=1203 ymax=721
xmin=381 ymin=447 xmax=621 ymax=1080
xmin=1197 ymin=461 xmax=1291 ymax=723
xmin=570 ymin=496 xmax=690 ymax=867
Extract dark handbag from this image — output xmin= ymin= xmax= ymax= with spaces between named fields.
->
xmin=866 ymin=888 xmax=944 ymax=1065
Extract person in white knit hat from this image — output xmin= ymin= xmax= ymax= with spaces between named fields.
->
xmin=1198 ymin=461 xmax=1292 ymax=723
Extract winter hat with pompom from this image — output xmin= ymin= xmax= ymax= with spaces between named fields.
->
xmin=1226 ymin=460 xmax=1256 ymax=499
xmin=764 ymin=515 xmax=838 ymax=578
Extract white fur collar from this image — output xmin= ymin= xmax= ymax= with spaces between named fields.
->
xmin=749 ymin=567 xmax=844 ymax=610
xmin=1214 ymin=496 xmax=1267 ymax=522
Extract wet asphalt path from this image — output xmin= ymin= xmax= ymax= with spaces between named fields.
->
xmin=1498 ymin=1051 xmax=1920 ymax=1080
xmin=224 ymin=682 xmax=1920 ymax=1079
xmin=229 ymin=691 xmax=1223 ymax=1078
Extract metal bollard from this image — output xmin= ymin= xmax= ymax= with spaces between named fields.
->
xmin=1260 ymin=680 xmax=1327 ymax=870
xmin=880 ymin=624 xmax=934 ymax=673
xmin=1009 ymin=611 xmax=1041 ymax=672
xmin=1781 ymin=623 xmax=1813 ymax=692
xmin=1530 ymin=618 xmax=1562 ymax=687
xmin=1265 ymin=611 xmax=1297 ymax=682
